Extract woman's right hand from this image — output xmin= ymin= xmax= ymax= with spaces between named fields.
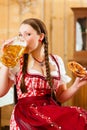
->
xmin=1 ymin=37 xmax=15 ymax=53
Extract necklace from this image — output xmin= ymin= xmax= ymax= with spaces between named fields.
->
xmin=33 ymin=57 xmax=45 ymax=66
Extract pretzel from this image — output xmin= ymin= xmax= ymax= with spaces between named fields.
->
xmin=68 ymin=61 xmax=87 ymax=78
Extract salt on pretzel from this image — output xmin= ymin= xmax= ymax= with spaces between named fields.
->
xmin=68 ymin=61 xmax=87 ymax=78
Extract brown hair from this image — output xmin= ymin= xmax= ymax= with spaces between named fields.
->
xmin=20 ymin=18 xmax=52 ymax=93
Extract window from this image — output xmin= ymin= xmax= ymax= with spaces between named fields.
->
xmin=72 ymin=7 xmax=87 ymax=66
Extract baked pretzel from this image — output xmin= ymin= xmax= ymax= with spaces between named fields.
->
xmin=68 ymin=61 xmax=87 ymax=78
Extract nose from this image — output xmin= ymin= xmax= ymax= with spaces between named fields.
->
xmin=18 ymin=35 xmax=26 ymax=42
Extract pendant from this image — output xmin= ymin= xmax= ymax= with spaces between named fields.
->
xmin=40 ymin=62 xmax=44 ymax=66
xmin=33 ymin=56 xmax=45 ymax=66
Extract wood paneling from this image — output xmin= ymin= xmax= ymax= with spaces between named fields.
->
xmin=0 ymin=0 xmax=87 ymax=128
xmin=1 ymin=105 xmax=13 ymax=127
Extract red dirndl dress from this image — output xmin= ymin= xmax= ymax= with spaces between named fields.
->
xmin=10 ymin=55 xmax=87 ymax=130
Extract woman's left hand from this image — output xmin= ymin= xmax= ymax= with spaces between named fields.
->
xmin=74 ymin=74 xmax=87 ymax=88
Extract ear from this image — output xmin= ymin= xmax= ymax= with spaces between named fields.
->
xmin=39 ymin=33 xmax=45 ymax=41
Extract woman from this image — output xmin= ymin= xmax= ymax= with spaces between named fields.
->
xmin=0 ymin=18 xmax=87 ymax=130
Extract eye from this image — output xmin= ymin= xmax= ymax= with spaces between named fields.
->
xmin=18 ymin=33 xmax=22 ymax=37
xmin=26 ymin=33 xmax=31 ymax=36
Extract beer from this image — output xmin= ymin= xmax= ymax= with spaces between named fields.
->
xmin=0 ymin=37 xmax=26 ymax=68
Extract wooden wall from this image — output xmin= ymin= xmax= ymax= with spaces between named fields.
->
xmin=0 ymin=0 xmax=87 ymax=128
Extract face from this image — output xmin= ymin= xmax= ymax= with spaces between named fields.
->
xmin=19 ymin=24 xmax=42 ymax=53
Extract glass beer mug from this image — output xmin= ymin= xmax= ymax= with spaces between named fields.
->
xmin=0 ymin=37 xmax=27 ymax=68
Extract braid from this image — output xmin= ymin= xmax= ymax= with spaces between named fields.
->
xmin=44 ymin=36 xmax=57 ymax=100
xmin=44 ymin=36 xmax=52 ymax=88
xmin=20 ymin=54 xmax=28 ymax=93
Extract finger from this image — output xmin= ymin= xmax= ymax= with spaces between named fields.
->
xmin=1 ymin=37 xmax=16 ymax=52
xmin=79 ymin=75 xmax=87 ymax=81
xmin=3 ymin=38 xmax=15 ymax=46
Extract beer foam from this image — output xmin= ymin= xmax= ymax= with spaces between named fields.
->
xmin=13 ymin=41 xmax=27 ymax=47
xmin=12 ymin=37 xmax=27 ymax=47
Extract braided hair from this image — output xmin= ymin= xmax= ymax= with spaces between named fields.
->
xmin=20 ymin=18 xmax=53 ymax=94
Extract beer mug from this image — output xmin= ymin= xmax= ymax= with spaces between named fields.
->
xmin=0 ymin=37 xmax=27 ymax=68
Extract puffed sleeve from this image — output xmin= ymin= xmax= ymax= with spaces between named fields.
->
xmin=0 ymin=87 xmax=14 ymax=107
xmin=54 ymin=55 xmax=71 ymax=85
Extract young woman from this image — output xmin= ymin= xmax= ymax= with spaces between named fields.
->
xmin=0 ymin=18 xmax=87 ymax=130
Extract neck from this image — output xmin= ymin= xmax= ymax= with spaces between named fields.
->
xmin=32 ymin=55 xmax=45 ymax=66
xmin=31 ymin=44 xmax=44 ymax=59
